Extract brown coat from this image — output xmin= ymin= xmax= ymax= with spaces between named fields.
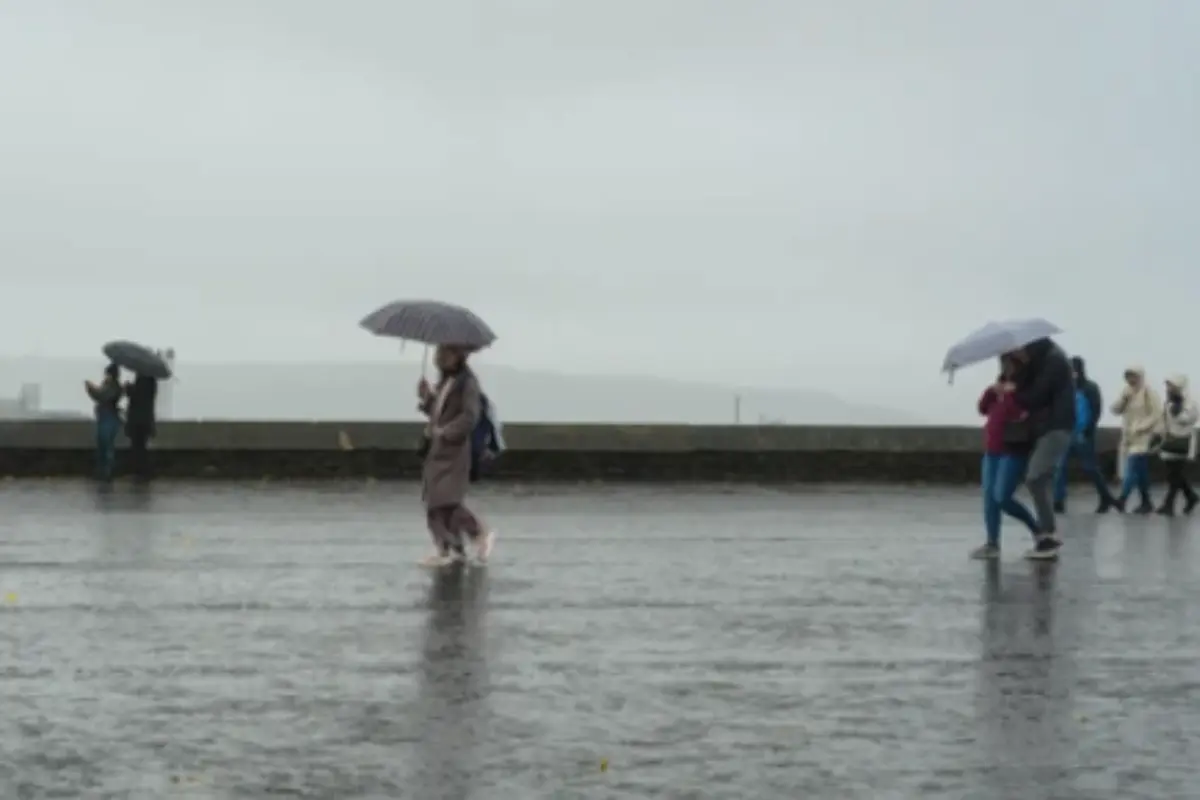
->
xmin=421 ymin=368 xmax=481 ymax=510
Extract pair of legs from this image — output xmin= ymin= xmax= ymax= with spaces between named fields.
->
xmin=1053 ymin=437 xmax=1117 ymax=511
xmin=425 ymin=504 xmax=492 ymax=562
xmin=980 ymin=453 xmax=1039 ymax=550
xmin=1160 ymin=460 xmax=1198 ymax=515
xmin=1024 ymin=430 xmax=1072 ymax=558
xmin=94 ymin=414 xmax=120 ymax=481
xmin=1117 ymin=453 xmax=1154 ymax=512
xmin=127 ymin=429 xmax=152 ymax=480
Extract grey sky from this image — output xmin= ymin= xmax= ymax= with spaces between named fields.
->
xmin=1 ymin=1 xmax=1196 ymax=422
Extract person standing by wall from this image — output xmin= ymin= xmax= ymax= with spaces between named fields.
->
xmin=1111 ymin=366 xmax=1161 ymax=514
xmin=1053 ymin=356 xmax=1118 ymax=513
xmin=84 ymin=363 xmax=123 ymax=482
xmin=1156 ymin=374 xmax=1198 ymax=516
xmin=1007 ymin=337 xmax=1075 ymax=560
xmin=123 ymin=375 xmax=159 ymax=481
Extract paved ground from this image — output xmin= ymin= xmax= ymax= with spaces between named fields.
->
xmin=1 ymin=481 xmax=1199 ymax=799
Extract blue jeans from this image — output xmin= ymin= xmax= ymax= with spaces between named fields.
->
xmin=95 ymin=413 xmax=120 ymax=480
xmin=1118 ymin=453 xmax=1152 ymax=506
xmin=982 ymin=454 xmax=1040 ymax=546
xmin=1053 ymin=437 xmax=1114 ymax=504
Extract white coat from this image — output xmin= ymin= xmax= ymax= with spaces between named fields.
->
xmin=1160 ymin=373 xmax=1199 ymax=462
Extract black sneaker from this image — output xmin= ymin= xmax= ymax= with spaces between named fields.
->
xmin=1186 ymin=496 xmax=1198 ymax=515
xmin=1025 ymin=537 xmax=1061 ymax=561
xmin=1053 ymin=501 xmax=1066 ymax=514
xmin=1134 ymin=502 xmax=1154 ymax=515
xmin=1156 ymin=505 xmax=1175 ymax=517
xmin=1096 ymin=497 xmax=1113 ymax=514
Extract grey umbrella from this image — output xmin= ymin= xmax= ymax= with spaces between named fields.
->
xmin=102 ymin=340 xmax=172 ymax=379
xmin=359 ymin=300 xmax=497 ymax=349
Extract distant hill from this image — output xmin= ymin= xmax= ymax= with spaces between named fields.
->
xmin=0 ymin=357 xmax=925 ymax=425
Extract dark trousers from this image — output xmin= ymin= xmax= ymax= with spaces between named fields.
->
xmin=127 ymin=429 xmax=152 ymax=479
xmin=426 ymin=504 xmax=481 ymax=554
xmin=1163 ymin=460 xmax=1197 ymax=511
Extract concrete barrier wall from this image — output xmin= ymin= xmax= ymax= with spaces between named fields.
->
xmin=0 ymin=419 xmax=1149 ymax=484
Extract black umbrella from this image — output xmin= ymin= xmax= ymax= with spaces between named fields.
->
xmin=102 ymin=340 xmax=172 ymax=379
xmin=359 ymin=300 xmax=496 ymax=349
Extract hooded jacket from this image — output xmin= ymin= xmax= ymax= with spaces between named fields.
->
xmin=1160 ymin=373 xmax=1198 ymax=461
xmin=1012 ymin=338 xmax=1075 ymax=436
xmin=1111 ymin=366 xmax=1162 ymax=455
xmin=1070 ymin=357 xmax=1102 ymax=439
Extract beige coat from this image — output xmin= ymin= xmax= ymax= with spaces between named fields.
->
xmin=421 ymin=368 xmax=481 ymax=510
xmin=1111 ymin=366 xmax=1163 ymax=460
xmin=1160 ymin=373 xmax=1199 ymax=462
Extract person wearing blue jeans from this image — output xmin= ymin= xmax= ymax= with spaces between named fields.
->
xmin=1111 ymin=366 xmax=1162 ymax=514
xmin=1117 ymin=452 xmax=1153 ymax=512
xmin=85 ymin=363 xmax=123 ymax=482
xmin=972 ymin=357 xmax=1040 ymax=559
xmin=981 ymin=452 xmax=1040 ymax=551
xmin=1053 ymin=379 xmax=1118 ymax=513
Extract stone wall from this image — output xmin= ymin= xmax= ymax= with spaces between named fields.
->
xmin=0 ymin=419 xmax=1169 ymax=484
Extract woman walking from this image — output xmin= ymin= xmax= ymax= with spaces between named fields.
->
xmin=84 ymin=363 xmax=123 ymax=482
xmin=417 ymin=345 xmax=493 ymax=567
xmin=1156 ymin=374 xmax=1198 ymax=516
xmin=1111 ymin=366 xmax=1162 ymax=513
xmin=971 ymin=355 xmax=1041 ymax=559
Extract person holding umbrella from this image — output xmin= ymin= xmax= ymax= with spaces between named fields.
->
xmin=1004 ymin=336 xmax=1076 ymax=560
xmin=123 ymin=374 xmax=159 ymax=481
xmin=417 ymin=344 xmax=492 ymax=567
xmin=83 ymin=363 xmax=124 ymax=481
xmin=100 ymin=340 xmax=172 ymax=481
xmin=359 ymin=299 xmax=499 ymax=566
xmin=942 ymin=319 xmax=1071 ymax=559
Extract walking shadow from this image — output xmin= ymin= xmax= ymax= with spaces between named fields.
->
xmin=410 ymin=565 xmax=492 ymax=800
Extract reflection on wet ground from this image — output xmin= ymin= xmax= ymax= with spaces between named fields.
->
xmin=1 ymin=481 xmax=1198 ymax=799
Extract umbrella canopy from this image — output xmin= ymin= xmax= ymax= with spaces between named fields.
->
xmin=102 ymin=340 xmax=172 ymax=379
xmin=359 ymin=300 xmax=496 ymax=349
xmin=942 ymin=318 xmax=1062 ymax=377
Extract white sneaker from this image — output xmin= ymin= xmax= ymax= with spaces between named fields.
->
xmin=969 ymin=544 xmax=1000 ymax=560
xmin=419 ymin=551 xmax=453 ymax=568
xmin=475 ymin=530 xmax=496 ymax=564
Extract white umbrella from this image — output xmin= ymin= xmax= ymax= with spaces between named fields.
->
xmin=942 ymin=318 xmax=1062 ymax=382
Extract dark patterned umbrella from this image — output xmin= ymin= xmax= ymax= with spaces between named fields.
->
xmin=102 ymin=340 xmax=172 ymax=379
xmin=359 ymin=300 xmax=496 ymax=349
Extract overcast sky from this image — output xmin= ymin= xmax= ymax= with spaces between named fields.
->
xmin=0 ymin=1 xmax=1196 ymax=421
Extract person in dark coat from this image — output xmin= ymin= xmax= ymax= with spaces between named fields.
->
xmin=123 ymin=375 xmax=158 ymax=480
xmin=1053 ymin=356 xmax=1118 ymax=513
xmin=1005 ymin=337 xmax=1075 ymax=560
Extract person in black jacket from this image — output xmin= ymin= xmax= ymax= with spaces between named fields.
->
xmin=1053 ymin=356 xmax=1118 ymax=513
xmin=123 ymin=375 xmax=158 ymax=481
xmin=1005 ymin=337 xmax=1075 ymax=560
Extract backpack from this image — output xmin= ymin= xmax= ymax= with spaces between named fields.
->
xmin=469 ymin=393 xmax=505 ymax=482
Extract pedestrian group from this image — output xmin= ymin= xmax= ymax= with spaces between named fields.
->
xmin=974 ymin=337 xmax=1198 ymax=562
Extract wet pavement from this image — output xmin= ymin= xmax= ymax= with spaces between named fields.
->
xmin=1 ymin=481 xmax=1199 ymax=799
